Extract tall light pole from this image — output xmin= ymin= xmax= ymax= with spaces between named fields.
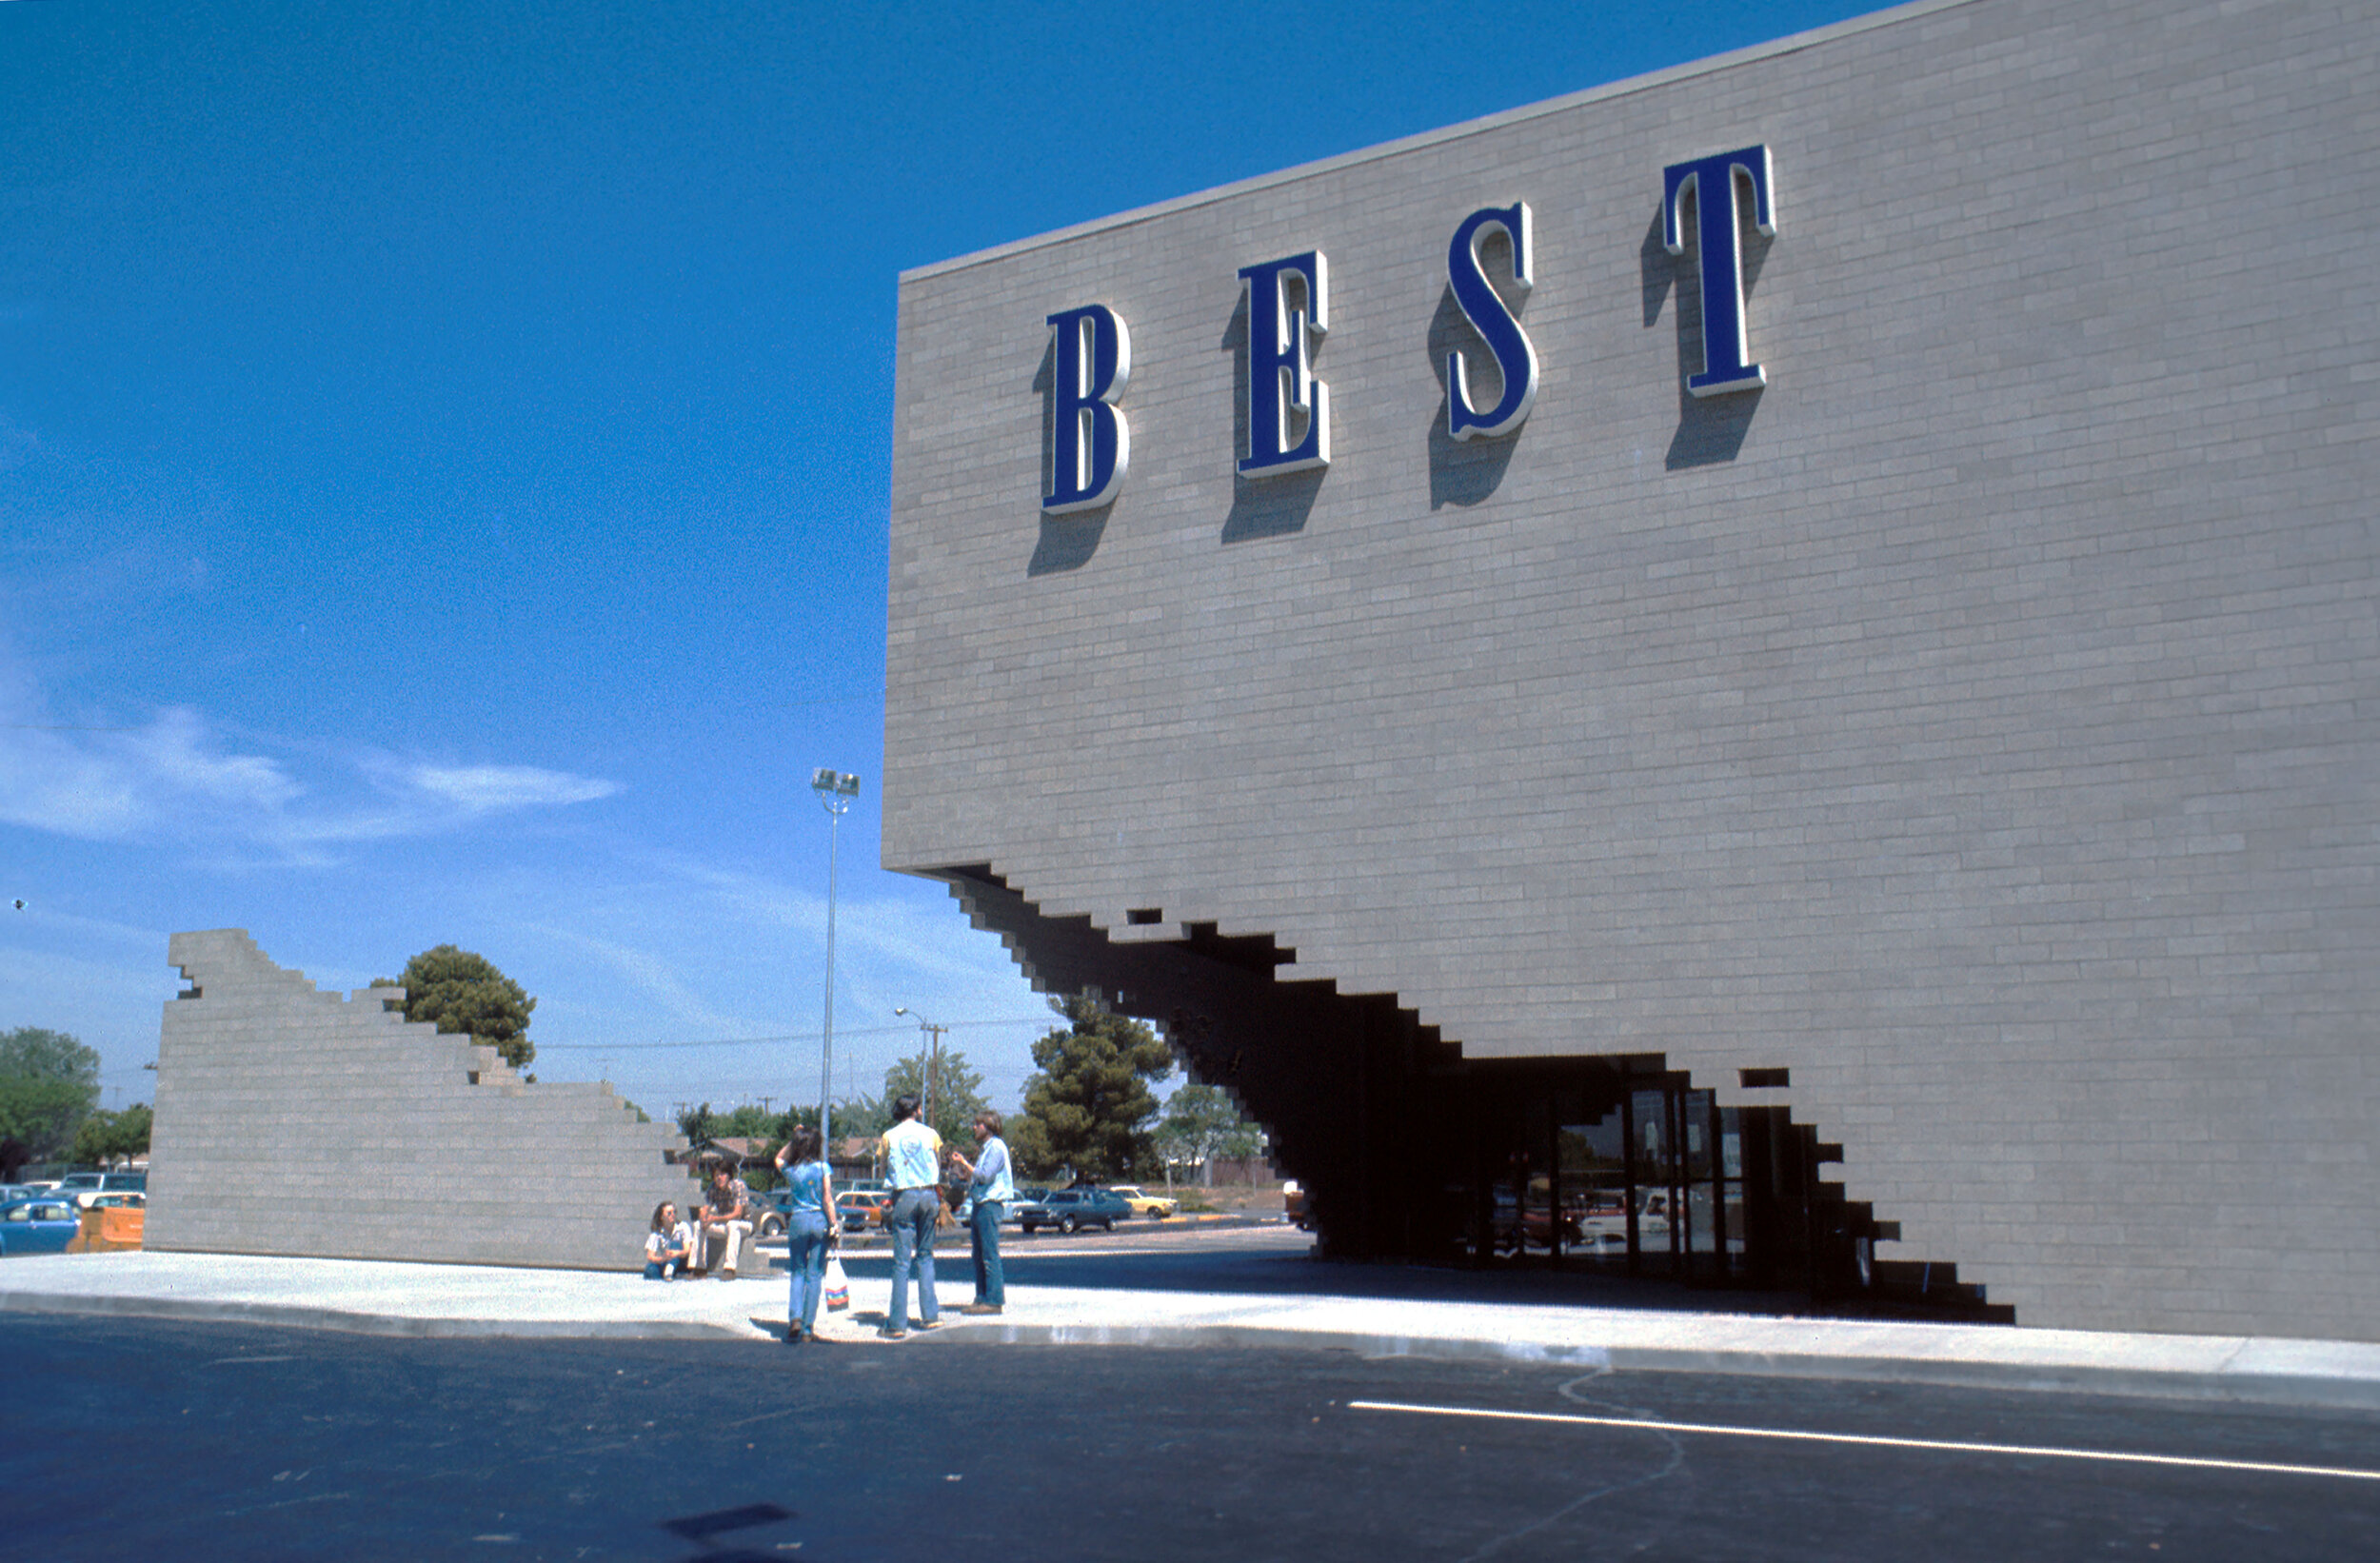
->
xmin=893 ymin=1006 xmax=946 ymax=1128
xmin=811 ymin=767 xmax=861 ymax=1158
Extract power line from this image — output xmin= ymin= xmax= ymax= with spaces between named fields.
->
xmin=535 ymin=1016 xmax=1053 ymax=1052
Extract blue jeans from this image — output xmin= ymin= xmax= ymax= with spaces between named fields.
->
xmin=969 ymin=1198 xmax=1004 ymax=1306
xmin=784 ymin=1211 xmax=830 ymax=1332
xmin=885 ymin=1187 xmax=940 ymax=1332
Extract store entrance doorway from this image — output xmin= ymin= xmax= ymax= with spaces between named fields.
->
xmin=1465 ymin=1059 xmax=1814 ymax=1291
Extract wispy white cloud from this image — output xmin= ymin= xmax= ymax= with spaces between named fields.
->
xmin=400 ymin=763 xmax=621 ymax=815
xmin=637 ymin=850 xmax=1013 ymax=989
xmin=0 ymin=681 xmax=620 ymax=862
xmin=0 ymin=706 xmax=300 ymax=841
xmin=523 ymin=922 xmax=751 ymax=1038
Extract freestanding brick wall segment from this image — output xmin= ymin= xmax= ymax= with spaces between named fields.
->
xmin=146 ymin=930 xmax=696 ymax=1271
xmin=883 ymin=0 xmax=2378 ymax=1338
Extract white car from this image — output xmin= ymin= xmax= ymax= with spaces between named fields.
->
xmin=60 ymin=1172 xmax=148 ymax=1210
xmin=1105 ymin=1184 xmax=1178 ymax=1219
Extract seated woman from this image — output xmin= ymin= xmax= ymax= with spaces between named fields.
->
xmin=644 ymin=1200 xmax=690 ymax=1279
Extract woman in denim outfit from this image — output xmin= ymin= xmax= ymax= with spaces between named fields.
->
xmin=643 ymin=1201 xmax=688 ymax=1279
xmin=773 ymin=1126 xmax=839 ymax=1343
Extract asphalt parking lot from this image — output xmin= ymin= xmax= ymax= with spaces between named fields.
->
xmin=10 ymin=1311 xmax=2376 ymax=1563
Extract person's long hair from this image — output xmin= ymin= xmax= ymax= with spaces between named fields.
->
xmin=650 ymin=1200 xmax=676 ymax=1233
xmin=784 ymin=1125 xmax=823 ymax=1165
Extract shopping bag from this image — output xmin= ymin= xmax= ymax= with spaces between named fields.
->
xmin=823 ymin=1254 xmax=851 ymax=1312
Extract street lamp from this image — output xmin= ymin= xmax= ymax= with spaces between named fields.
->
xmin=893 ymin=1006 xmax=946 ymax=1128
xmin=811 ymin=767 xmax=861 ymax=1157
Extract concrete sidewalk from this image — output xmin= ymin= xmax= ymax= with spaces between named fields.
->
xmin=5 ymin=1249 xmax=2377 ymax=1412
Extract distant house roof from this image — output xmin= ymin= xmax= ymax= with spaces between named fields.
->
xmin=678 ymin=1135 xmax=771 ymax=1167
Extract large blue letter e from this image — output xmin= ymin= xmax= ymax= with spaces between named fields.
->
xmin=1238 ymin=251 xmax=1329 ymax=476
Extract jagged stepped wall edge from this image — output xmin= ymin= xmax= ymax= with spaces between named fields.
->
xmin=146 ymin=929 xmax=695 ymax=1270
xmin=936 ymin=865 xmax=1986 ymax=1315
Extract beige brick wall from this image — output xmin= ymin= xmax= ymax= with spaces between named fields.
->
xmin=147 ymin=929 xmax=696 ymax=1271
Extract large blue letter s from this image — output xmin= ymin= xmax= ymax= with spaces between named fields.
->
xmin=1044 ymin=304 xmax=1131 ymax=514
xmin=1446 ymin=202 xmax=1538 ymax=441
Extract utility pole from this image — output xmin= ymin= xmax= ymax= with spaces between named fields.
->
xmin=925 ymin=1022 xmax=946 ymax=1126
xmin=894 ymin=1008 xmax=948 ymax=1127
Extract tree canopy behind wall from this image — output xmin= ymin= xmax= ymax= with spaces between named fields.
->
xmin=379 ymin=946 xmax=537 ymax=1072
xmin=0 ymin=1025 xmax=102 ymax=1164
xmin=1008 ymin=994 xmax=1173 ymax=1182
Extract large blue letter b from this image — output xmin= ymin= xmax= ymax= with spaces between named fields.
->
xmin=1044 ymin=304 xmax=1131 ymax=514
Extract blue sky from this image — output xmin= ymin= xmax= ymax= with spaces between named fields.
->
xmin=1 ymin=0 xmax=1883 ymax=1120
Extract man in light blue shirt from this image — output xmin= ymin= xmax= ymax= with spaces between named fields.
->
xmin=879 ymin=1095 xmax=942 ymax=1337
xmin=947 ymin=1109 xmax=1013 ymax=1315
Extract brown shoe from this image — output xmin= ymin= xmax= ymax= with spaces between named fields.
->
xmin=958 ymin=1303 xmax=1003 ymax=1316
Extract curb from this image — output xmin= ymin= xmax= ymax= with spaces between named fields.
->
xmin=952 ymin=1321 xmax=2380 ymax=1412
xmin=0 ymin=1288 xmax=755 ymax=1342
xmin=16 ymin=1281 xmax=2370 ymax=1411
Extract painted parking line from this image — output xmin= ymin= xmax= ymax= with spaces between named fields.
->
xmin=1347 ymin=1401 xmax=2380 ymax=1483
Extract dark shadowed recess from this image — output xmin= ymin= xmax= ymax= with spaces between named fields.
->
xmin=934 ymin=863 xmax=2008 ymax=1323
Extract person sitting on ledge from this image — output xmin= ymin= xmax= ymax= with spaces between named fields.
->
xmin=644 ymin=1200 xmax=689 ymax=1280
xmin=697 ymin=1161 xmax=755 ymax=1279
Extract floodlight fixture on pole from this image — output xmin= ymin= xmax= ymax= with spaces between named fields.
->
xmin=811 ymin=768 xmax=862 ymax=1157
xmin=894 ymin=1006 xmax=947 ymax=1128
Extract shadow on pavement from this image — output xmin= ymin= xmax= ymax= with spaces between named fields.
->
xmin=834 ymin=1231 xmax=1815 ymax=1317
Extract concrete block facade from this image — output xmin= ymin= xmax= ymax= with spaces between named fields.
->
xmin=147 ymin=930 xmax=694 ymax=1270
xmin=883 ymin=0 xmax=2378 ymax=1337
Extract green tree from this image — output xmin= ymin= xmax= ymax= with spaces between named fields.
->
xmin=833 ymin=1092 xmax=891 ymax=1147
xmin=69 ymin=1102 xmax=152 ymax=1167
xmin=1154 ymin=1082 xmax=1264 ymax=1183
xmin=385 ymin=946 xmax=536 ymax=1071
xmin=674 ymin=1102 xmax=821 ymax=1188
xmin=1008 ymin=993 xmax=1173 ymax=1181
xmin=0 ymin=1026 xmax=102 ymax=1164
xmin=879 ymin=1048 xmax=990 ymax=1153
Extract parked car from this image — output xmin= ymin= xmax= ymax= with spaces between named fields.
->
xmin=746 ymin=1187 xmax=790 ymax=1239
xmin=63 ymin=1172 xmax=147 ymax=1210
xmin=833 ymin=1190 xmax=892 ymax=1228
xmin=1106 ymin=1184 xmax=1178 ymax=1219
xmin=1019 ymin=1187 xmax=1132 ymax=1234
xmin=0 ymin=1197 xmax=82 ymax=1256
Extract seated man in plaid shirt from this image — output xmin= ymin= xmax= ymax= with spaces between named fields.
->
xmin=695 ymin=1160 xmax=755 ymax=1278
